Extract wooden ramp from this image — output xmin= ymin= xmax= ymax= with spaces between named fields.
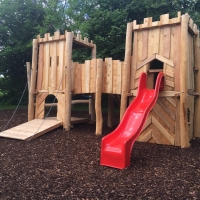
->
xmin=0 ymin=117 xmax=62 ymax=141
xmin=0 ymin=117 xmax=89 ymax=141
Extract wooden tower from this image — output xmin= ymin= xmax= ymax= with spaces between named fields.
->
xmin=120 ymin=12 xmax=200 ymax=147
xmin=28 ymin=31 xmax=96 ymax=131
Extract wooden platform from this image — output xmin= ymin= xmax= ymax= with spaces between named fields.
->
xmin=0 ymin=117 xmax=89 ymax=141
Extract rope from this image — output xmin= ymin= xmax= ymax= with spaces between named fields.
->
xmin=1 ymin=82 xmax=28 ymax=132
xmin=27 ymin=69 xmax=65 ymax=141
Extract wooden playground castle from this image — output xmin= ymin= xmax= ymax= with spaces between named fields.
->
xmin=1 ymin=12 xmax=199 ymax=148
xmin=28 ymin=12 xmax=200 ymax=148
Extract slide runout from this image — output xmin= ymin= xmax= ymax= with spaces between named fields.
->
xmin=100 ymin=72 xmax=164 ymax=169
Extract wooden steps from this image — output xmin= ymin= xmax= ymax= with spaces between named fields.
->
xmin=0 ymin=117 xmax=89 ymax=141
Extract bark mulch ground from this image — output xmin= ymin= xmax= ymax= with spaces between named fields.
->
xmin=0 ymin=109 xmax=200 ymax=199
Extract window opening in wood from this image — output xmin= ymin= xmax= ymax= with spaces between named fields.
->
xmin=150 ymin=59 xmax=164 ymax=70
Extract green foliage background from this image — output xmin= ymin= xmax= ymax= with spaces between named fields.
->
xmin=0 ymin=0 xmax=200 ymax=104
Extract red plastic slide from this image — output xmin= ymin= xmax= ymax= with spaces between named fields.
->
xmin=100 ymin=72 xmax=164 ymax=169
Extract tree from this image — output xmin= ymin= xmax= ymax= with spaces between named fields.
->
xmin=37 ymin=0 xmax=71 ymax=35
xmin=0 ymin=0 xmax=44 ymax=104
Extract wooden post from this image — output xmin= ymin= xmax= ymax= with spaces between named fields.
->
xmin=180 ymin=14 xmax=190 ymax=147
xmin=28 ymin=39 xmax=38 ymax=121
xmin=108 ymin=94 xmax=114 ymax=128
xmin=90 ymin=44 xmax=97 ymax=123
xmin=120 ymin=22 xmax=133 ymax=120
xmin=92 ymin=44 xmax=96 ymax=59
xmin=95 ymin=59 xmax=103 ymax=135
xmin=64 ymin=32 xmax=73 ymax=131
xmin=194 ymin=31 xmax=200 ymax=137
xmin=26 ymin=62 xmax=31 ymax=92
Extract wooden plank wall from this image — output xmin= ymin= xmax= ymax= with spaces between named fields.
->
xmin=187 ymin=30 xmax=195 ymax=141
xmin=72 ymin=58 xmax=125 ymax=95
xmin=35 ymin=31 xmax=95 ymax=120
xmin=131 ymin=21 xmax=181 ymax=91
xmin=194 ymin=26 xmax=200 ymax=137
xmin=35 ymin=45 xmax=125 ymax=118
xmin=102 ymin=58 xmax=124 ymax=94
xmin=35 ymin=32 xmax=67 ymax=119
xmin=133 ymin=13 xmax=198 ymax=146
xmin=132 ymin=13 xmax=182 ymax=145
xmin=36 ymin=32 xmax=67 ymax=94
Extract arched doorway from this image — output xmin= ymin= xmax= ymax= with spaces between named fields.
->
xmin=44 ymin=94 xmax=58 ymax=118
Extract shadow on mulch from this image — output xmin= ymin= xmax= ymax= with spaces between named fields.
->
xmin=0 ymin=109 xmax=200 ymax=199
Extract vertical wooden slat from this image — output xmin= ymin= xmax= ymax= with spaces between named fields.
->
xmin=28 ymin=39 xmax=38 ymax=121
xmin=190 ymin=34 xmax=195 ymax=90
xmin=153 ymin=28 xmax=160 ymax=54
xmin=82 ymin=61 xmax=90 ymax=93
xmin=102 ymin=60 xmax=107 ymax=93
xmin=57 ymin=41 xmax=64 ymax=90
xmin=85 ymin=60 xmax=90 ymax=93
xmin=130 ymin=31 xmax=138 ymax=89
xmin=92 ymin=44 xmax=96 ymax=59
xmin=26 ymin=62 xmax=31 ymax=92
xmin=147 ymin=28 xmax=155 ymax=90
xmin=170 ymin=26 xmax=175 ymax=65
xmin=160 ymin=14 xmax=169 ymax=25
xmin=180 ymin=13 xmax=190 ymax=148
xmin=36 ymin=44 xmax=44 ymax=91
xmin=76 ymin=33 xmax=80 ymax=41
xmin=112 ymin=60 xmax=118 ymax=94
xmin=95 ymin=59 xmax=103 ymax=135
xmin=121 ymin=62 xmax=125 ymax=90
xmin=188 ymin=34 xmax=192 ymax=89
xmin=163 ymin=26 xmax=171 ymax=59
xmin=137 ymin=30 xmax=143 ymax=64
xmin=50 ymin=41 xmax=57 ymax=93
xmin=71 ymin=62 xmax=76 ymax=92
xmin=175 ymin=99 xmax=181 ymax=146
xmin=74 ymin=63 xmax=82 ymax=93
xmin=43 ymin=43 xmax=50 ymax=90
xmin=53 ymin=31 xmax=60 ymax=40
xmin=142 ymin=30 xmax=148 ymax=60
xmin=194 ymin=31 xmax=200 ymax=137
xmin=90 ymin=59 xmax=97 ymax=93
xmin=159 ymin=27 xmax=164 ymax=57
xmin=81 ymin=63 xmax=86 ymax=92
xmin=90 ymin=46 xmax=97 ymax=123
xmin=105 ymin=58 xmax=113 ymax=93
xmin=48 ymin=43 xmax=52 ymax=89
xmin=64 ymin=32 xmax=73 ymax=131
xmin=116 ymin=61 xmax=122 ymax=94
xmin=148 ymin=28 xmax=154 ymax=56
xmin=120 ymin=22 xmax=133 ymax=120
xmin=50 ymin=32 xmax=60 ymax=92
xmin=174 ymin=25 xmax=181 ymax=91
